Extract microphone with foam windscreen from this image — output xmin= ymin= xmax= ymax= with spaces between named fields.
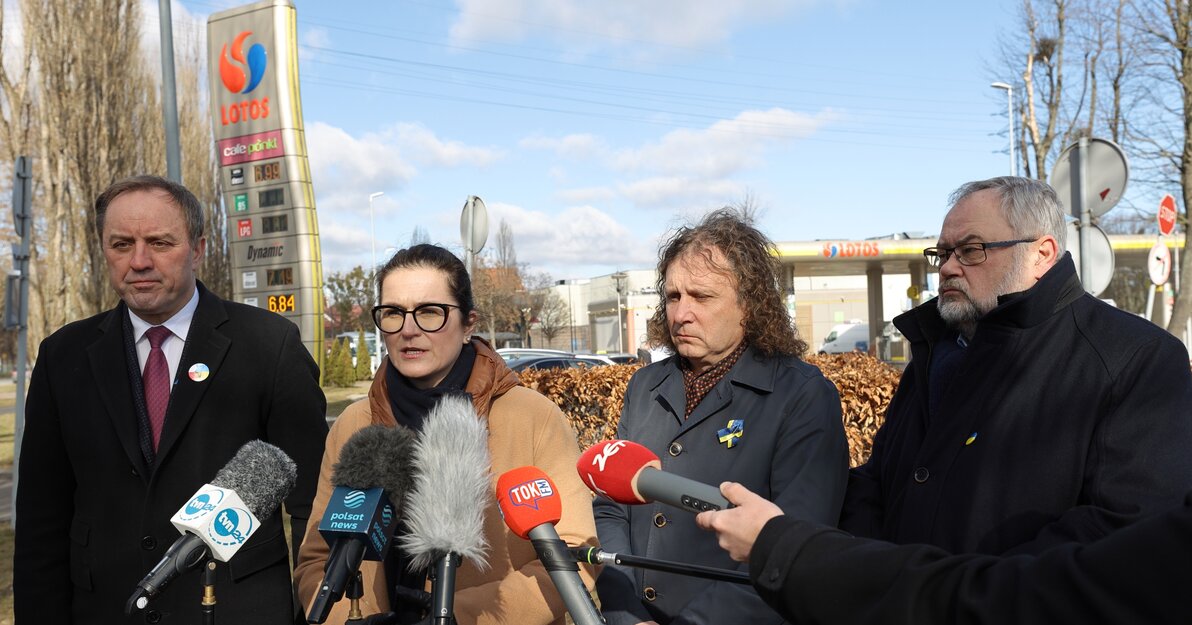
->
xmin=576 ymin=439 xmax=730 ymax=513
xmin=126 ymin=440 xmax=297 ymax=614
xmin=307 ymin=425 xmax=416 ymax=624
xmin=400 ymin=394 xmax=491 ymax=625
xmin=496 ymin=466 xmax=605 ymax=625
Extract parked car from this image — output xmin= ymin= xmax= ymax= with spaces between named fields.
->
xmin=604 ymin=353 xmax=639 ymax=365
xmin=820 ymin=322 xmax=869 ymax=354
xmin=575 ymin=354 xmax=615 ymax=366
xmin=496 ymin=348 xmax=575 ymax=363
xmin=508 ymin=356 xmax=592 ymax=372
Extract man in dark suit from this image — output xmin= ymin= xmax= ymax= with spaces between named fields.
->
xmin=13 ymin=175 xmax=328 ymax=625
xmin=592 ymin=209 xmax=849 ymax=625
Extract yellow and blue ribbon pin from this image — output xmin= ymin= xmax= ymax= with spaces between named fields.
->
xmin=717 ymin=419 xmax=744 ymax=448
xmin=965 ymin=431 xmax=979 ymax=446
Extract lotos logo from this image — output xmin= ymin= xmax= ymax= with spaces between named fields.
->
xmin=821 ymin=241 xmax=880 ymax=259
xmin=507 ymin=478 xmax=554 ymax=510
xmin=342 ymin=490 xmax=367 ymax=509
xmin=208 ymin=506 xmax=254 ymax=546
xmin=220 ymin=31 xmax=267 ymax=94
xmin=589 ymin=440 xmax=628 ymax=472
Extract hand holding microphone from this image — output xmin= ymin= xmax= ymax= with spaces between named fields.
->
xmin=126 ymin=440 xmax=297 ymax=614
xmin=695 ymin=481 xmax=784 ymax=562
xmin=308 ymin=425 xmax=416 ymax=623
xmin=576 ymin=440 xmax=730 ymax=513
xmin=496 ymin=466 xmax=605 ymax=625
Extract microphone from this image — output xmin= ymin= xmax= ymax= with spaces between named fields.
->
xmin=571 ymin=546 xmax=750 ymax=585
xmin=400 ymin=394 xmax=491 ymax=624
xmin=308 ymin=425 xmax=416 ymax=624
xmin=576 ymin=439 xmax=730 ymax=513
xmin=126 ymin=440 xmax=297 ymax=614
xmin=496 ymin=466 xmax=605 ymax=625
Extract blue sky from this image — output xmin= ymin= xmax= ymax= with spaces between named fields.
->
xmin=177 ymin=0 xmax=1020 ymax=281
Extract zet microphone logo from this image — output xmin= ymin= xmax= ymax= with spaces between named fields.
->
xmin=220 ymin=31 xmax=266 ymax=94
xmin=218 ymin=31 xmax=271 ymax=126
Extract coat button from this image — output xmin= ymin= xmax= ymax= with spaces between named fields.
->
xmin=913 ymin=467 xmax=930 ymax=483
xmin=668 ymin=442 xmax=683 ymax=457
xmin=643 ymin=587 xmax=657 ymax=601
xmin=145 ymin=609 xmax=162 ymax=623
xmin=653 ymin=513 xmax=667 ymax=528
xmin=140 ymin=536 xmax=157 ymax=550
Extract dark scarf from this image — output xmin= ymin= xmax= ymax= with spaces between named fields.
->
xmin=385 ymin=342 xmax=477 ymax=431
xmin=679 ymin=341 xmax=747 ymax=419
xmin=382 ymin=342 xmax=477 ymax=621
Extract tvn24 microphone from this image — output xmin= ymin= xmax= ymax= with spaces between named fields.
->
xmin=308 ymin=425 xmax=416 ymax=624
xmin=576 ymin=439 xmax=730 ymax=513
xmin=496 ymin=466 xmax=605 ymax=625
xmin=400 ymin=394 xmax=491 ymax=625
xmin=126 ymin=440 xmax=297 ymax=614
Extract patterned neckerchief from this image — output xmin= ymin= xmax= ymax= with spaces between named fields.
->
xmin=679 ymin=341 xmax=747 ymax=419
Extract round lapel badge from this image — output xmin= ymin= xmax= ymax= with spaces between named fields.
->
xmin=188 ymin=363 xmax=210 ymax=382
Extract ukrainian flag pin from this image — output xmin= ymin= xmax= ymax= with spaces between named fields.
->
xmin=717 ymin=419 xmax=744 ymax=448
xmin=965 ymin=432 xmax=979 ymax=446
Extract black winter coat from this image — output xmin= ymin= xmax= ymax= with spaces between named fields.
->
xmin=841 ymin=254 xmax=1192 ymax=554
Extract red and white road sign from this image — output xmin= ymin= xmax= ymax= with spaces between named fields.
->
xmin=1158 ymin=194 xmax=1178 ymax=236
xmin=1149 ymin=242 xmax=1172 ymax=286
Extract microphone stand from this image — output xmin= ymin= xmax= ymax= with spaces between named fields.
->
xmin=428 ymin=552 xmax=461 ymax=625
xmin=572 ymin=547 xmax=750 ymax=585
xmin=201 ymin=560 xmax=217 ymax=625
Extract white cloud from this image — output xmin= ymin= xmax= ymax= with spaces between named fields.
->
xmin=618 ymin=176 xmax=745 ymax=211
xmin=299 ymin=27 xmax=331 ymax=64
xmin=307 ymin=121 xmax=419 ymax=216
xmin=395 ymin=124 xmax=504 ymax=168
xmin=450 ymin=0 xmax=809 ymax=52
xmin=557 ymin=186 xmax=617 ymax=204
xmin=614 ymin=108 xmax=834 ymax=177
xmin=486 ymin=202 xmax=656 ymax=272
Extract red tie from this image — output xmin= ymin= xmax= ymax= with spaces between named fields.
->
xmin=143 ymin=326 xmax=173 ymax=450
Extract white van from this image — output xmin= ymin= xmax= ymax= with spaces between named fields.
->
xmin=820 ymin=322 xmax=869 ymax=354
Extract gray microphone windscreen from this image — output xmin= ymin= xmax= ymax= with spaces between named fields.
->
xmin=401 ymin=393 xmax=491 ymax=571
xmin=331 ymin=424 xmax=416 ymax=510
xmin=211 ymin=440 xmax=297 ymax=518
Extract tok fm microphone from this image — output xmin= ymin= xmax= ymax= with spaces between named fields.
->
xmin=400 ymin=394 xmax=492 ymax=625
xmin=496 ymin=466 xmax=605 ymax=625
xmin=576 ymin=439 xmax=730 ymax=513
xmin=308 ymin=425 xmax=416 ymax=624
xmin=126 ymin=440 xmax=297 ymax=614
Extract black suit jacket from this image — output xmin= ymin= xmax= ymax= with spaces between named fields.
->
xmin=14 ymin=283 xmax=328 ymax=625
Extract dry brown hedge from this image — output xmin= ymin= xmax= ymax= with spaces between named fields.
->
xmin=518 ymin=353 xmax=902 ymax=467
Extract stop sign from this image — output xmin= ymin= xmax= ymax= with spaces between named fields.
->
xmin=1158 ymin=194 xmax=1177 ymax=236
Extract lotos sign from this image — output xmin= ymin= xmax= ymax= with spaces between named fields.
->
xmin=218 ymin=30 xmax=270 ymax=125
xmin=822 ymin=241 xmax=881 ymax=258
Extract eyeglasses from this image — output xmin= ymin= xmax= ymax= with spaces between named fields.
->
xmin=371 ymin=303 xmax=459 ymax=334
xmin=922 ymin=238 xmax=1038 ymax=268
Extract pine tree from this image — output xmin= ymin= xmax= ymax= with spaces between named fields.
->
xmin=355 ymin=328 xmax=374 ymax=381
xmin=335 ymin=338 xmax=355 ymax=387
xmin=325 ymin=340 xmax=343 ymax=388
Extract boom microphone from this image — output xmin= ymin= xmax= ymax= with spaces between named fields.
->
xmin=126 ymin=440 xmax=297 ymax=614
xmin=400 ymin=394 xmax=491 ymax=624
xmin=496 ymin=466 xmax=605 ymax=625
xmin=571 ymin=546 xmax=749 ymax=585
xmin=576 ymin=440 xmax=730 ymax=513
xmin=308 ymin=425 xmax=416 ymax=624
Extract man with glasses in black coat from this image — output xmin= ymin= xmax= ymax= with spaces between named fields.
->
xmin=839 ymin=176 xmax=1192 ymax=557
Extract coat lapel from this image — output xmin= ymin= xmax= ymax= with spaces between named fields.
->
xmin=155 ymin=286 xmax=230 ymax=463
xmin=87 ymin=306 xmax=150 ymax=478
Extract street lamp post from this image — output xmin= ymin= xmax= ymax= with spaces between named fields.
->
xmin=368 ymin=191 xmax=384 ymax=371
xmin=611 ymin=272 xmax=627 ymax=354
xmin=991 ymin=82 xmax=1015 ymax=176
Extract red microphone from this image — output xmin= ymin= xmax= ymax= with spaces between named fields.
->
xmin=576 ymin=440 xmax=730 ymax=512
xmin=496 ymin=467 xmax=605 ymax=625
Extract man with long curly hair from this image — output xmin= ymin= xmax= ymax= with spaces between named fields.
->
xmin=592 ymin=208 xmax=849 ymax=625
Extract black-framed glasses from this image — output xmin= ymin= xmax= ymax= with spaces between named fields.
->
xmin=371 ymin=303 xmax=460 ymax=334
xmin=923 ymin=238 xmax=1038 ymax=268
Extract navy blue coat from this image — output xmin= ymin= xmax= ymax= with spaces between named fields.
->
xmin=841 ymin=254 xmax=1192 ymax=554
xmin=593 ymin=347 xmax=849 ymax=625
xmin=14 ymin=283 xmax=328 ymax=625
